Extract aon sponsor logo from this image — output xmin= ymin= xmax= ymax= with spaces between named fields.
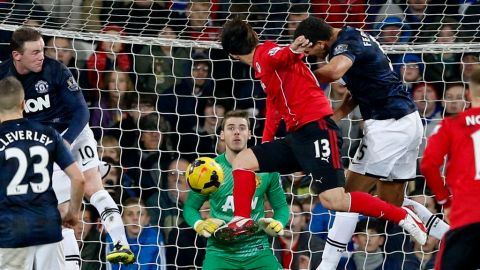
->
xmin=24 ymin=95 xmax=51 ymax=113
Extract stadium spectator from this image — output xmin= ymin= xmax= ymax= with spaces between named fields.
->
xmin=311 ymin=0 xmax=367 ymax=29
xmin=101 ymin=0 xmax=169 ymax=39
xmin=174 ymin=0 xmax=219 ymax=41
xmin=101 ymin=158 xmax=136 ymax=204
xmin=135 ymin=26 xmax=190 ymax=94
xmin=412 ymin=83 xmax=443 ymax=157
xmin=423 ymin=18 xmax=461 ymax=84
xmin=401 ymin=0 xmax=444 ymax=43
xmin=107 ymin=198 xmax=167 ymax=270
xmin=179 ymin=100 xmax=226 ymax=161
xmin=74 ymin=204 xmax=105 ymax=270
xmin=166 ymin=201 xmax=209 ymax=270
xmin=86 ymin=24 xmax=132 ymax=89
xmin=98 ymin=135 xmax=121 ymax=163
xmin=460 ymin=52 xmax=480 ymax=83
xmin=109 ymin=93 xmax=155 ymax=151
xmin=376 ymin=16 xmax=412 ymax=74
xmin=442 ymin=83 xmax=469 ymax=117
xmin=44 ymin=36 xmax=78 ymax=78
xmin=158 ymin=158 xmax=191 ymax=239
xmin=273 ymin=198 xmax=325 ymax=269
xmin=399 ymin=54 xmax=424 ymax=94
xmin=344 ymin=219 xmax=402 ymax=270
xmin=158 ymin=53 xmax=215 ymax=133
xmin=90 ymin=70 xmax=135 ymax=139
xmin=403 ymin=235 xmax=440 ymax=270
xmin=279 ymin=4 xmax=311 ymax=43
xmin=127 ymin=112 xmax=176 ymax=199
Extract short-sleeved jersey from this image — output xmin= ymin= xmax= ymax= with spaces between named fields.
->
xmin=330 ymin=27 xmax=416 ymax=120
xmin=421 ymin=107 xmax=480 ymax=229
xmin=0 ymin=57 xmax=89 ymax=143
xmin=253 ymin=41 xmax=333 ymax=142
xmin=184 ymin=154 xmax=289 ymax=258
xmin=0 ymin=118 xmax=74 ymax=248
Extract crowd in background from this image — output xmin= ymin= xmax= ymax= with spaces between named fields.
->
xmin=0 ymin=0 xmax=478 ymax=269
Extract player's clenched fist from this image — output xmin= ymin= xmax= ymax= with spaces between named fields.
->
xmin=194 ymin=218 xmax=226 ymax=238
xmin=259 ymin=218 xmax=284 ymax=236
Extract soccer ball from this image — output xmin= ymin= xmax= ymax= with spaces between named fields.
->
xmin=186 ymin=157 xmax=224 ymax=195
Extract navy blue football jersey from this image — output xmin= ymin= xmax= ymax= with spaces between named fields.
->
xmin=330 ymin=27 xmax=417 ymax=120
xmin=0 ymin=57 xmax=89 ymax=143
xmin=0 ymin=118 xmax=74 ymax=248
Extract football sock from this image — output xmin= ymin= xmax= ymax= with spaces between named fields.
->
xmin=90 ymin=190 xmax=129 ymax=247
xmin=232 ymin=169 xmax=256 ymax=218
xmin=403 ymin=198 xmax=449 ymax=239
xmin=349 ymin=191 xmax=407 ymax=224
xmin=319 ymin=212 xmax=359 ymax=270
xmin=62 ymin=228 xmax=81 ymax=270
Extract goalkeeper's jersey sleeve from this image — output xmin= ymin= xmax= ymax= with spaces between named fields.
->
xmin=184 ymin=153 xmax=287 ymax=258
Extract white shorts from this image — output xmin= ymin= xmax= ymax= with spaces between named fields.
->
xmin=53 ymin=125 xmax=100 ymax=204
xmin=348 ymin=111 xmax=422 ymax=180
xmin=0 ymin=241 xmax=65 ymax=270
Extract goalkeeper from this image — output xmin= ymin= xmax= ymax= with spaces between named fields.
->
xmin=184 ymin=110 xmax=289 ymax=270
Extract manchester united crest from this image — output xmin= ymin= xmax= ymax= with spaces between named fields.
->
xmin=35 ymin=80 xmax=49 ymax=93
xmin=255 ymin=175 xmax=261 ymax=188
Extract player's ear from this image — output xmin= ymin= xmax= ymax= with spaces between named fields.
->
xmin=19 ymin=100 xmax=25 ymax=111
xmin=12 ymin=50 xmax=22 ymax=61
xmin=220 ymin=130 xmax=225 ymax=141
xmin=248 ymin=129 xmax=252 ymax=139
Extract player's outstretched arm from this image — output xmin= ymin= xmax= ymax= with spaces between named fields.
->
xmin=314 ymin=55 xmax=353 ymax=84
xmin=63 ymin=163 xmax=85 ymax=228
xmin=331 ymin=89 xmax=357 ymax=123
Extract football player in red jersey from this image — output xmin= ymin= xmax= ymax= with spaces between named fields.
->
xmin=421 ymin=68 xmax=480 ymax=270
xmin=214 ymin=17 xmax=428 ymax=246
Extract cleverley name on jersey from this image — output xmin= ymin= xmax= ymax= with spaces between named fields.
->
xmin=0 ymin=130 xmax=53 ymax=151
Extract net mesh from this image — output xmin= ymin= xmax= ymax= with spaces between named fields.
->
xmin=0 ymin=0 xmax=478 ymax=269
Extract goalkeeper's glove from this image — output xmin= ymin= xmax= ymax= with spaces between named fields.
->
xmin=259 ymin=218 xmax=284 ymax=237
xmin=194 ymin=218 xmax=225 ymax=238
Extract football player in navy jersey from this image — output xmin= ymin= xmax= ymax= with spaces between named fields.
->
xmin=0 ymin=27 xmax=134 ymax=267
xmin=0 ymin=76 xmax=85 ymax=270
xmin=294 ymin=17 xmax=450 ymax=269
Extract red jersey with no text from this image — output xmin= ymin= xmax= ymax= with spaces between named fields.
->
xmin=253 ymin=41 xmax=333 ymax=142
xmin=421 ymin=107 xmax=480 ymax=229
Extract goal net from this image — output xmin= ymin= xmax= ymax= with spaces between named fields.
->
xmin=0 ymin=0 xmax=478 ymax=269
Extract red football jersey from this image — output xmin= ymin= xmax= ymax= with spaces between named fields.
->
xmin=421 ymin=107 xmax=480 ymax=229
xmin=253 ymin=41 xmax=333 ymax=142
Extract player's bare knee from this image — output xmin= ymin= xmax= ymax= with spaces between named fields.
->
xmin=82 ymin=167 xmax=104 ymax=198
xmin=318 ymin=188 xmax=349 ymax=211
xmin=231 ymin=148 xmax=259 ymax=171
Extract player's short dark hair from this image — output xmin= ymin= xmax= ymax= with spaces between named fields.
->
xmin=220 ymin=110 xmax=250 ymax=131
xmin=294 ymin=16 xmax=334 ymax=43
xmin=220 ymin=17 xmax=258 ymax=55
xmin=0 ymin=76 xmax=25 ymax=112
xmin=10 ymin=27 xmax=43 ymax=53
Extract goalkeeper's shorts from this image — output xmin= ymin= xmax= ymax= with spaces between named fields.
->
xmin=202 ymin=249 xmax=282 ymax=270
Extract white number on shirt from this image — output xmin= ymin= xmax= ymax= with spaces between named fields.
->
xmin=6 ymin=146 xmax=50 ymax=196
xmin=472 ymin=130 xmax=480 ymax=180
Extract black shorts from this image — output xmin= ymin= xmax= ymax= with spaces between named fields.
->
xmin=435 ymin=222 xmax=480 ymax=270
xmin=251 ymin=117 xmax=345 ymax=193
